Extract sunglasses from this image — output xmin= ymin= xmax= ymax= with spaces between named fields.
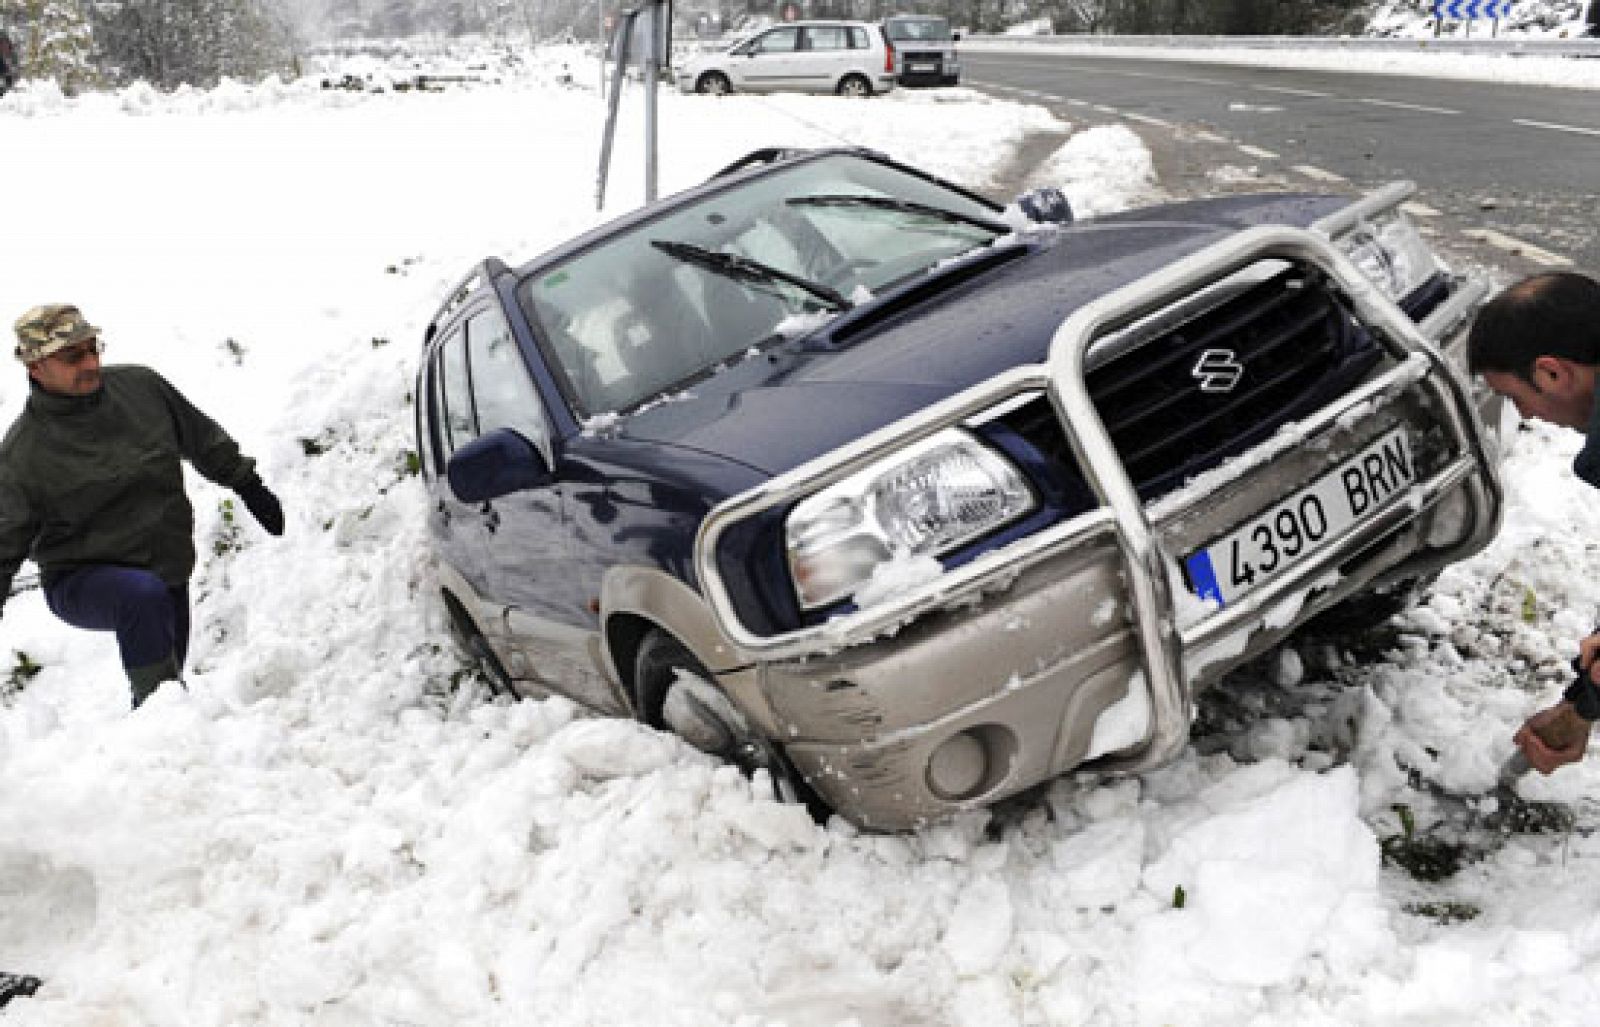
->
xmin=52 ymin=338 xmax=105 ymax=366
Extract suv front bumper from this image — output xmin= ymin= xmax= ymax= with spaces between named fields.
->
xmin=697 ymin=221 xmax=1502 ymax=830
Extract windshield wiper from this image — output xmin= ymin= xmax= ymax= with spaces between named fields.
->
xmin=786 ymin=194 xmax=1011 ymax=235
xmin=649 ymin=240 xmax=851 ymax=312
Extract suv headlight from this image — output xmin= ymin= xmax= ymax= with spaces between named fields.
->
xmin=785 ymin=429 xmax=1037 ymax=610
xmin=1337 ymin=211 xmax=1440 ymax=303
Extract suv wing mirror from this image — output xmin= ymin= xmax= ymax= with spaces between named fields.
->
xmin=447 ymin=428 xmax=553 ymax=503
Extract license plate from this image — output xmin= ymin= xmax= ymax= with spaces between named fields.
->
xmin=910 ymin=63 xmax=936 ymax=72
xmin=1183 ymin=427 xmax=1415 ymax=607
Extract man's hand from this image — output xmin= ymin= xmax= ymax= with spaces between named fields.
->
xmin=1578 ymin=629 xmax=1600 ymax=681
xmin=1513 ymin=701 xmax=1592 ymax=775
xmin=237 ymin=481 xmax=284 ymax=536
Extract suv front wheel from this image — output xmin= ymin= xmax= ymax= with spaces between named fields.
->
xmin=634 ymin=628 xmax=831 ymax=820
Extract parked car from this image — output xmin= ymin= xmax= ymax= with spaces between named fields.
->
xmin=675 ymin=21 xmax=896 ymax=96
xmin=882 ymin=14 xmax=960 ymax=86
xmin=417 ymin=146 xmax=1505 ymax=830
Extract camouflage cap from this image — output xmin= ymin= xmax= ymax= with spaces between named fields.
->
xmin=14 ymin=304 xmax=100 ymax=364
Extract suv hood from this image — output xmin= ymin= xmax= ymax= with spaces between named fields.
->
xmin=618 ymin=193 xmax=1347 ymax=476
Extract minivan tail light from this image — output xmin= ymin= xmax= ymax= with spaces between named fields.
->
xmin=884 ymin=39 xmax=895 ymax=74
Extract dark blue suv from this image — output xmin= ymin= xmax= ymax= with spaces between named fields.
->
xmin=416 ymin=146 xmax=1504 ymax=829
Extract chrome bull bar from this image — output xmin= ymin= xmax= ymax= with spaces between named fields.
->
xmin=695 ymin=219 xmax=1501 ymax=773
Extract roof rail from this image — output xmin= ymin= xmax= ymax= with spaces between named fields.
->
xmin=428 ymin=257 xmax=511 ymax=338
xmin=710 ymin=147 xmax=808 ymax=180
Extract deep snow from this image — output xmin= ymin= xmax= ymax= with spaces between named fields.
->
xmin=3 ymin=36 xmax=1600 ymax=1026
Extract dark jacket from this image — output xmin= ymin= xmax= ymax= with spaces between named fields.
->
xmin=0 ymin=365 xmax=260 ymax=603
xmin=1576 ymin=390 xmax=1600 ymax=490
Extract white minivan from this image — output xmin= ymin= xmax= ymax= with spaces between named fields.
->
xmin=676 ymin=21 xmax=897 ymax=97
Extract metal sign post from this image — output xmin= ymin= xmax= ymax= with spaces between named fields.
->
xmin=595 ymin=0 xmax=671 ymax=211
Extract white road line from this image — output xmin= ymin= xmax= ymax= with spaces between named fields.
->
xmin=1292 ymin=165 xmax=1348 ymax=183
xmin=1123 ymin=112 xmax=1171 ymax=128
xmin=1238 ymin=144 xmax=1279 ymax=160
xmin=1513 ymin=117 xmax=1600 ymax=139
xmin=1093 ymin=105 xmax=1119 ymax=115
xmin=1400 ymin=201 xmax=1442 ymax=218
xmin=1461 ymin=228 xmax=1575 ymax=267
xmin=1253 ymin=85 xmax=1330 ymax=98
xmin=1359 ymin=97 xmax=1461 ymax=116
xmin=1194 ymin=131 xmax=1230 ymax=145
xmin=1066 ymin=98 xmax=1090 ymax=107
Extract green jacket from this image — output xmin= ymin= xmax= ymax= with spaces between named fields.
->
xmin=0 ymin=365 xmax=260 ymax=607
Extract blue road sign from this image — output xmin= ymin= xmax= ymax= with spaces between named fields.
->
xmin=1433 ymin=0 xmax=1514 ymax=18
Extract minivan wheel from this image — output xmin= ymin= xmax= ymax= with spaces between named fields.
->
xmin=836 ymin=74 xmax=872 ymax=97
xmin=696 ymin=72 xmax=732 ymax=95
xmin=634 ymin=628 xmax=831 ymax=821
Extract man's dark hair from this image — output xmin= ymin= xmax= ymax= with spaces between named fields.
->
xmin=1467 ymin=271 xmax=1600 ymax=379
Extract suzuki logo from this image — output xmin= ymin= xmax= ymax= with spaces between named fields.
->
xmin=1191 ymin=349 xmax=1244 ymax=393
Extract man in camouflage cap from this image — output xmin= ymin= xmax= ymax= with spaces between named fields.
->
xmin=0 ymin=304 xmax=285 ymax=707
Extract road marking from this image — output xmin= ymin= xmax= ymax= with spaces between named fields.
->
xmin=1292 ymin=165 xmax=1348 ymax=183
xmin=1359 ymin=97 xmax=1461 ymax=116
xmin=1461 ymin=228 xmax=1574 ymax=267
xmin=1513 ymin=117 xmax=1600 ymax=138
xmin=1123 ymin=112 xmax=1171 ymax=127
xmin=1238 ymin=144 xmax=1279 ymax=160
xmin=1254 ymin=85 xmax=1331 ymax=98
xmin=1093 ymin=105 xmax=1119 ymax=115
xmin=1066 ymin=98 xmax=1090 ymax=107
xmin=1400 ymin=201 xmax=1442 ymax=218
xmin=1194 ymin=130 xmax=1230 ymax=145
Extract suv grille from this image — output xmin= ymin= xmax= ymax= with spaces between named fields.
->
xmin=1000 ymin=265 xmax=1381 ymax=503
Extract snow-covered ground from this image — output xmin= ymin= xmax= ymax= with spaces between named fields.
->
xmin=4 ymin=39 xmax=1600 ymax=1025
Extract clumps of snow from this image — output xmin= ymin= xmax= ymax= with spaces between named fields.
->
xmin=773 ymin=310 xmax=835 ymax=338
xmin=1024 ymin=124 xmax=1161 ymax=217
xmin=1136 ymin=765 xmax=1382 ymax=992
xmin=1084 ymin=670 xmax=1152 ymax=760
xmin=853 ymin=550 xmax=945 ymax=609
xmin=580 ymin=412 xmax=622 ymax=437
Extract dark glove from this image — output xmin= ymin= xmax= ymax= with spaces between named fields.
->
xmin=238 ymin=480 xmax=284 ymax=536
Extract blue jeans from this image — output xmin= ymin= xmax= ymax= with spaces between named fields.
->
xmin=44 ymin=566 xmax=190 ymax=672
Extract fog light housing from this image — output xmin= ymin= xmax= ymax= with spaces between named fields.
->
xmin=927 ymin=731 xmax=986 ymax=799
xmin=926 ymin=724 xmax=1016 ymax=800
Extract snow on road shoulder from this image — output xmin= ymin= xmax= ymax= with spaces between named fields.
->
xmin=5 ymin=43 xmax=1600 ymax=1026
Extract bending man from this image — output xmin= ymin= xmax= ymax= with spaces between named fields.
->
xmin=0 ymin=304 xmax=283 ymax=706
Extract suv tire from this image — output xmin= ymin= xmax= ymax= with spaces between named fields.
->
xmin=634 ymin=628 xmax=831 ymax=821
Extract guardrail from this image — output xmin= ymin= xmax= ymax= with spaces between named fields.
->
xmin=962 ymin=33 xmax=1600 ymax=58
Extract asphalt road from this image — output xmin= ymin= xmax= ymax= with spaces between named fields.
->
xmin=963 ymin=50 xmax=1600 ymax=275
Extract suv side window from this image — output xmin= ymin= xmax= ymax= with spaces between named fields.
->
xmin=751 ymin=27 xmax=798 ymax=54
xmin=438 ymin=327 xmax=476 ymax=455
xmin=849 ymin=26 xmax=868 ymax=49
xmin=465 ymin=308 xmax=550 ymax=454
xmin=805 ymin=25 xmax=849 ymax=51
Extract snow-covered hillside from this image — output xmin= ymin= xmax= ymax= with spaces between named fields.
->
xmin=4 ymin=41 xmax=1600 ymax=1025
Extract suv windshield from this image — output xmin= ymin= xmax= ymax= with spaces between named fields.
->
xmin=519 ymin=154 xmax=1003 ymax=415
xmin=884 ymin=17 xmax=952 ymax=41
